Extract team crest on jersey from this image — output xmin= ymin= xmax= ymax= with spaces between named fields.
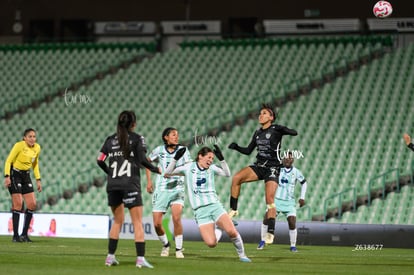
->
xmin=266 ymin=133 xmax=271 ymax=139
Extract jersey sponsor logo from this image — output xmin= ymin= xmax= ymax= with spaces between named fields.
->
xmin=108 ymin=151 xmax=123 ymax=157
xmin=280 ymin=177 xmax=289 ymax=186
xmin=196 ymin=178 xmax=206 ymax=186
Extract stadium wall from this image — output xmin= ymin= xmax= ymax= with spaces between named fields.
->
xmin=1 ymin=0 xmax=413 ymax=41
xmin=181 ymin=219 xmax=414 ymax=249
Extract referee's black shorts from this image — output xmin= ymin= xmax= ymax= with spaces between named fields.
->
xmin=8 ymin=168 xmax=34 ymax=195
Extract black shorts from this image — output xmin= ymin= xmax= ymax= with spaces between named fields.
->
xmin=249 ymin=164 xmax=281 ymax=183
xmin=107 ymin=190 xmax=143 ymax=209
xmin=8 ymin=168 xmax=34 ymax=195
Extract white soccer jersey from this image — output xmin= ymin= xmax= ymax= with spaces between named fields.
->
xmin=170 ymin=161 xmax=229 ymax=210
xmin=148 ymin=145 xmax=191 ymax=192
xmin=276 ymin=166 xmax=306 ymax=201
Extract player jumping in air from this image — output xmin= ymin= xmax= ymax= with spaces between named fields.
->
xmin=228 ymin=103 xmax=297 ymax=245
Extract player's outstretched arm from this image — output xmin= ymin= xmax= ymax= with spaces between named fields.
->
xmin=228 ymin=134 xmax=256 ymax=155
xmin=164 ymin=148 xmax=186 ymax=176
xmin=403 ymin=133 xmax=414 ymax=151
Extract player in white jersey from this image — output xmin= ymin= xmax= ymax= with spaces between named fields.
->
xmin=145 ymin=127 xmax=192 ymax=258
xmin=165 ymin=145 xmax=251 ymax=263
xmin=257 ymin=152 xmax=307 ymax=252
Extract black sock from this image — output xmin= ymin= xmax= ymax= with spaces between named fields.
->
xmin=108 ymin=238 xmax=118 ymax=254
xmin=12 ymin=210 xmax=20 ymax=237
xmin=267 ymin=218 xmax=275 ymax=234
xmin=230 ymin=196 xmax=238 ymax=211
xmin=135 ymin=241 xmax=145 ymax=257
xmin=22 ymin=209 xmax=34 ymax=236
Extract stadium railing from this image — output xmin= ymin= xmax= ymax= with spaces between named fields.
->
xmin=367 ymin=168 xmax=400 ymax=206
xmin=297 ymin=204 xmax=313 ymax=221
xmin=323 ymin=187 xmax=357 ymax=221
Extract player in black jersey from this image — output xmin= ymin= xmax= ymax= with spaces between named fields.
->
xmin=403 ymin=133 xmax=414 ymax=151
xmin=97 ymin=110 xmax=160 ymax=268
xmin=228 ymin=104 xmax=297 ymax=245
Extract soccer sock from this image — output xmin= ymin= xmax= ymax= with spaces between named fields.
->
xmin=12 ymin=210 xmax=20 ymax=237
xmin=175 ymin=234 xmax=183 ymax=250
xmin=230 ymin=196 xmax=238 ymax=211
xmin=289 ymin=229 xmax=297 ymax=247
xmin=22 ymin=209 xmax=34 ymax=236
xmin=267 ymin=218 xmax=275 ymax=235
xmin=108 ymin=238 xmax=118 ymax=254
xmin=214 ymin=227 xmax=223 ymax=243
xmin=231 ymin=233 xmax=246 ymax=258
xmin=159 ymin=234 xmax=169 ymax=246
xmin=261 ymin=223 xmax=268 ymax=241
xmin=135 ymin=241 xmax=145 ymax=257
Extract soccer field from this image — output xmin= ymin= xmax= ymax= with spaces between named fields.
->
xmin=1 ymin=236 xmax=413 ymax=275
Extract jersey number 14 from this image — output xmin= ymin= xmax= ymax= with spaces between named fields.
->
xmin=110 ymin=160 xmax=131 ymax=178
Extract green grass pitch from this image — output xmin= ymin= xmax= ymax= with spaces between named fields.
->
xmin=1 ymin=236 xmax=413 ymax=275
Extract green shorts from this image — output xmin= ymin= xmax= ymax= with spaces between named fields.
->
xmin=194 ymin=203 xmax=226 ymax=226
xmin=152 ymin=189 xmax=185 ymax=213
xmin=275 ymin=199 xmax=296 ymax=217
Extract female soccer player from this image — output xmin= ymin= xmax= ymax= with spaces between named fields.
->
xmin=4 ymin=128 xmax=42 ymax=243
xmin=228 ymin=103 xmax=297 ymax=245
xmin=145 ymin=127 xmax=192 ymax=258
xmin=165 ymin=145 xmax=251 ymax=263
xmin=257 ymin=152 xmax=307 ymax=251
xmin=97 ymin=110 xmax=161 ymax=268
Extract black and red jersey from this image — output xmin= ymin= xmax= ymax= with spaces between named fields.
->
xmin=98 ymin=132 xmax=159 ymax=192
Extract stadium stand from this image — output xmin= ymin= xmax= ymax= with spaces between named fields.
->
xmin=1 ymin=36 xmax=413 ymax=226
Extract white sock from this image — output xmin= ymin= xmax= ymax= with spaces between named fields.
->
xmin=175 ymin=234 xmax=183 ymax=250
xmin=261 ymin=223 xmax=268 ymax=241
xmin=158 ymin=234 xmax=169 ymax=246
xmin=231 ymin=233 xmax=246 ymax=258
xmin=289 ymin=229 xmax=297 ymax=247
xmin=214 ymin=228 xmax=223 ymax=243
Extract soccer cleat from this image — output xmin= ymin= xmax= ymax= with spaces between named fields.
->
xmin=257 ymin=240 xmax=265 ymax=250
xmin=19 ymin=235 xmax=33 ymax=243
xmin=175 ymin=249 xmax=184 ymax=259
xmin=12 ymin=236 xmax=22 ymax=243
xmin=161 ymin=245 xmax=170 ymax=257
xmin=264 ymin=233 xmax=274 ymax=245
xmin=105 ymin=255 xmax=119 ymax=266
xmin=228 ymin=209 xmax=239 ymax=218
xmin=136 ymin=258 xmax=154 ymax=268
xmin=290 ymin=246 xmax=298 ymax=252
xmin=239 ymin=256 xmax=252 ymax=263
